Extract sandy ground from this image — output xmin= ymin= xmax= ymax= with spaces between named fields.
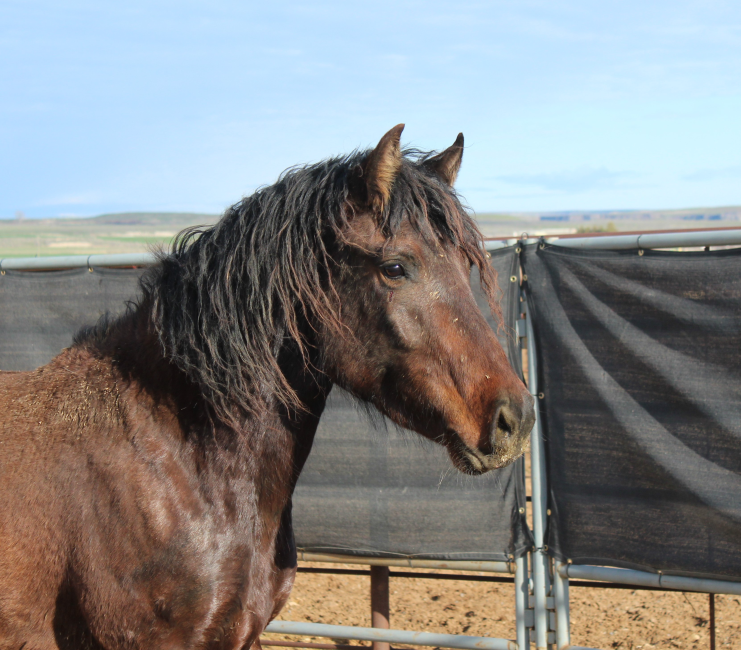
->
xmin=263 ymin=563 xmax=741 ymax=650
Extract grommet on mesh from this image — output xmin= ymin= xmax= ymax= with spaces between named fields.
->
xmin=538 ymin=392 xmax=544 ymax=399
xmin=0 ymin=270 xmax=5 ymax=275
xmin=539 ymin=242 xmax=545 ymax=250
xmin=638 ymin=249 xmax=645 ymax=256
xmin=510 ymin=275 xmax=517 ymax=283
xmin=522 ymin=274 xmax=528 ymax=281
xmin=515 ymin=246 xmax=522 ymax=253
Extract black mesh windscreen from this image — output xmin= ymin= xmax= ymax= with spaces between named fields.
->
xmin=0 ymin=248 xmax=529 ymax=561
xmin=523 ymin=244 xmax=741 ymax=579
xmin=0 ymin=267 xmax=145 ymax=371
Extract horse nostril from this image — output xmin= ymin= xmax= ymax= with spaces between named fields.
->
xmin=493 ymin=406 xmax=517 ymax=446
xmin=490 ymin=400 xmax=526 ymax=446
xmin=485 ymin=395 xmax=535 ymax=454
xmin=497 ymin=410 xmax=513 ymax=439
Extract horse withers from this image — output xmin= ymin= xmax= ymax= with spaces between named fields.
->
xmin=0 ymin=125 xmax=534 ymax=650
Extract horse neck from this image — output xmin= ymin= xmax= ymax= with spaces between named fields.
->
xmin=105 ymin=302 xmax=331 ymax=504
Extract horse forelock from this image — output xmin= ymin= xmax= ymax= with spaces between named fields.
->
xmin=138 ymin=147 xmax=499 ymax=426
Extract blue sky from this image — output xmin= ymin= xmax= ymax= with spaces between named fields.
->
xmin=1 ymin=0 xmax=740 ymax=218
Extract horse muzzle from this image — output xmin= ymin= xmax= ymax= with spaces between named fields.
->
xmin=448 ymin=391 xmax=536 ymax=475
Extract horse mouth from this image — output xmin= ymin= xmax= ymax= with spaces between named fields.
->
xmin=445 ymin=431 xmax=529 ymax=476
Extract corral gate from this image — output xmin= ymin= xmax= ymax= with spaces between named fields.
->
xmin=2 ymin=227 xmax=741 ymax=649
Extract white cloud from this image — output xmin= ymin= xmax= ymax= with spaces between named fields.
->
xmin=495 ymin=167 xmax=639 ymax=193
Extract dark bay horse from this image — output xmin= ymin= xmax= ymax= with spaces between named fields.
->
xmin=0 ymin=125 xmax=534 ymax=650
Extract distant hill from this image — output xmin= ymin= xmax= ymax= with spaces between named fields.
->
xmin=476 ymin=206 xmax=741 ymax=222
xmin=81 ymin=212 xmax=220 ymax=227
xmin=475 ymin=206 xmax=741 ymax=238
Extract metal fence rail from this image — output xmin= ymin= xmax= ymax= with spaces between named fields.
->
xmin=297 ymin=553 xmax=514 ymax=574
xmin=0 ymin=252 xmax=155 ymax=271
xmin=265 ymin=622 xmax=517 ymax=650
xmin=485 ymin=227 xmax=741 ymax=252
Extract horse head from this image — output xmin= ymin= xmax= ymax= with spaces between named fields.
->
xmin=151 ymin=125 xmax=534 ymax=474
xmin=320 ymin=125 xmax=535 ymax=474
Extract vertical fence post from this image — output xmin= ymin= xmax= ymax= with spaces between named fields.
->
xmin=552 ymin=561 xmax=570 ymax=649
xmin=516 ymin=279 xmax=532 ymax=650
xmin=370 ymin=566 xmax=390 ymax=650
xmin=526 ymin=301 xmax=552 ymax=650
xmin=515 ymin=555 xmax=531 ymax=650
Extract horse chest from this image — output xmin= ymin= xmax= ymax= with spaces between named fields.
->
xmin=99 ymin=511 xmax=294 ymax=650
xmin=75 ymin=433 xmax=297 ymax=649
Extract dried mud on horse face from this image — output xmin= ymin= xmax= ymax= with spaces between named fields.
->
xmin=0 ymin=126 xmax=533 ymax=650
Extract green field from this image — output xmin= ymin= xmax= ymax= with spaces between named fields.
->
xmin=0 ymin=213 xmax=219 ymax=258
xmin=1 ymin=207 xmax=740 ymax=258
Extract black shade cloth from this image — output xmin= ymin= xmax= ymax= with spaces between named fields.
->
xmin=0 ymin=248 xmax=529 ymax=561
xmin=523 ymin=244 xmax=741 ymax=580
xmin=0 ymin=267 xmax=145 ymax=371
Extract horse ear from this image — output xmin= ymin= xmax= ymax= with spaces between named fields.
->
xmin=422 ymin=133 xmax=464 ymax=186
xmin=357 ymin=124 xmax=404 ymax=211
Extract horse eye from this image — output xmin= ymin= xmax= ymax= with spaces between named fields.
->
xmin=382 ymin=264 xmax=405 ymax=279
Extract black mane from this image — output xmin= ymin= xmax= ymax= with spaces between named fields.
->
xmin=134 ymin=148 xmax=499 ymax=425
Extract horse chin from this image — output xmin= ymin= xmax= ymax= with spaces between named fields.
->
xmin=446 ymin=436 xmax=530 ymax=476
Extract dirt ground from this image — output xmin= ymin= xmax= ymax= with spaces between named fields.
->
xmin=263 ymin=563 xmax=741 ymax=650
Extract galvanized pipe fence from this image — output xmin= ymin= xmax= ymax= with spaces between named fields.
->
xmin=3 ymin=227 xmax=741 ymax=650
